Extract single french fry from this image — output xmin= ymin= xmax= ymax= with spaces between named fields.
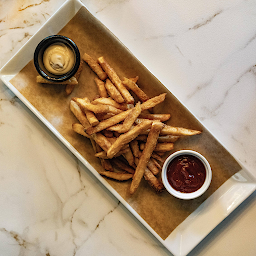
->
xmin=112 ymin=158 xmax=135 ymax=174
xmin=138 ymin=113 xmax=171 ymax=122
xmin=92 ymin=97 xmax=128 ymax=110
xmin=160 ymin=125 xmax=202 ymax=136
xmin=157 ymin=135 xmax=180 ymax=143
xmin=130 ymin=140 xmax=140 ymax=158
xmin=140 ymin=93 xmax=166 ymax=111
xmin=84 ymin=109 xmax=99 ymax=126
xmin=122 ymin=77 xmax=149 ymax=102
xmin=70 ymin=100 xmax=91 ymax=129
xmin=147 ymin=159 xmax=160 ymax=175
xmin=130 ymin=121 xmax=164 ymax=194
xmin=94 ymin=77 xmax=108 ymax=98
xmin=72 ymin=123 xmax=90 ymax=138
xmin=107 ymin=102 xmax=142 ymax=133
xmin=83 ymin=53 xmax=107 ymax=80
xmin=105 ymin=79 xmax=125 ymax=103
xmin=98 ymin=57 xmax=134 ymax=104
xmin=100 ymin=171 xmax=133 ymax=181
xmin=122 ymin=145 xmax=134 ymax=167
xmin=140 ymin=142 xmax=174 ymax=152
xmin=36 ymin=75 xmax=78 ymax=85
xmin=107 ymin=120 xmax=152 ymax=159
xmin=106 ymin=105 xmax=122 ymax=115
xmin=74 ymin=97 xmax=109 ymax=114
xmin=144 ymin=168 xmax=164 ymax=193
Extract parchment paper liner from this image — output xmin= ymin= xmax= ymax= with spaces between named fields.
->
xmin=10 ymin=7 xmax=241 ymax=240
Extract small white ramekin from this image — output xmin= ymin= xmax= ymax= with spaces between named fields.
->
xmin=161 ymin=150 xmax=212 ymax=200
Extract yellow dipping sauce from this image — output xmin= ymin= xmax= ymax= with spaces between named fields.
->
xmin=43 ymin=43 xmax=75 ymax=75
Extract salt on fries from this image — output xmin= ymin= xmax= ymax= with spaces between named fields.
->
xmin=70 ymin=53 xmax=202 ymax=195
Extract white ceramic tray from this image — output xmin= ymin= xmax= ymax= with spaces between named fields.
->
xmin=0 ymin=1 xmax=255 ymax=255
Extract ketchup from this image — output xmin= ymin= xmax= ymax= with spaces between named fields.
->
xmin=167 ymin=154 xmax=206 ymax=193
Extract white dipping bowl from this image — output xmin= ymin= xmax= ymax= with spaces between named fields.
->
xmin=162 ymin=150 xmax=212 ymax=200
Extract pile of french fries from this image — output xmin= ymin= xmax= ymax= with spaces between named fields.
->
xmin=70 ymin=53 xmax=201 ymax=195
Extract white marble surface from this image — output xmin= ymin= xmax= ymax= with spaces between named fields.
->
xmin=0 ymin=0 xmax=256 ymax=255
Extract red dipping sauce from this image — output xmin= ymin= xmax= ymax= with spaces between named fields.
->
xmin=167 ymin=154 xmax=206 ymax=193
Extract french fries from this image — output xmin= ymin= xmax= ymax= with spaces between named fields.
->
xmin=69 ymin=53 xmax=202 ymax=195
xmin=83 ymin=53 xmax=107 ymax=80
xmin=107 ymin=120 xmax=152 ymax=159
xmin=105 ymin=79 xmax=125 ymax=103
xmin=36 ymin=75 xmax=78 ymax=85
xmin=123 ymin=77 xmax=149 ymax=102
xmin=94 ymin=77 xmax=108 ymax=98
xmin=130 ymin=121 xmax=164 ymax=194
xmin=98 ymin=57 xmax=134 ymax=104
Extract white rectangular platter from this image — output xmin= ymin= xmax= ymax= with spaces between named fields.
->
xmin=0 ymin=0 xmax=255 ymax=255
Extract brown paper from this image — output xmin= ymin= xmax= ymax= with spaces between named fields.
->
xmin=10 ymin=7 xmax=241 ymax=240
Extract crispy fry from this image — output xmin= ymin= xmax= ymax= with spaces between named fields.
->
xmin=92 ymin=97 xmax=128 ymax=110
xmin=72 ymin=123 xmax=90 ymax=138
xmin=98 ymin=57 xmax=134 ymax=104
xmin=140 ymin=142 xmax=174 ymax=152
xmin=74 ymin=97 xmax=109 ymax=114
xmin=100 ymin=171 xmax=133 ymax=181
xmin=140 ymin=93 xmax=166 ymax=111
xmin=105 ymin=79 xmax=125 ymax=103
xmin=147 ymin=159 xmax=160 ymax=175
xmin=122 ymin=145 xmax=134 ymax=167
xmin=107 ymin=102 xmax=141 ymax=133
xmin=70 ymin=100 xmax=91 ymax=129
xmin=157 ymin=135 xmax=179 ymax=143
xmin=36 ymin=75 xmax=78 ymax=85
xmin=144 ymin=168 xmax=164 ymax=193
xmin=84 ymin=110 xmax=99 ymax=126
xmin=122 ymin=77 xmax=149 ymax=102
xmin=160 ymin=125 xmax=201 ymax=136
xmin=130 ymin=121 xmax=164 ymax=194
xmin=94 ymin=77 xmax=108 ymax=98
xmin=138 ymin=113 xmax=171 ymax=122
xmin=83 ymin=52 xmax=107 ymax=80
xmin=107 ymin=120 xmax=152 ymax=159
xmin=106 ymin=105 xmax=122 ymax=115
xmin=130 ymin=140 xmax=140 ymax=158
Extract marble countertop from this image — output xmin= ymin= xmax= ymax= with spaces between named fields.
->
xmin=0 ymin=0 xmax=256 ymax=255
